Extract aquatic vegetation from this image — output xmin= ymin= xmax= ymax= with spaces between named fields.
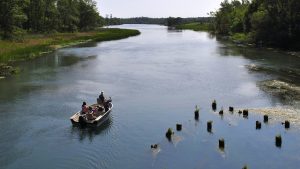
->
xmin=0 ymin=63 xmax=19 ymax=78
xmin=166 ymin=128 xmax=174 ymax=140
xmin=258 ymin=80 xmax=300 ymax=104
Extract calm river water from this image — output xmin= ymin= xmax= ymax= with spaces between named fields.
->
xmin=1 ymin=24 xmax=300 ymax=169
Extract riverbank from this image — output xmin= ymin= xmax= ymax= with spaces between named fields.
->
xmin=0 ymin=28 xmax=140 ymax=78
xmin=175 ymin=22 xmax=212 ymax=31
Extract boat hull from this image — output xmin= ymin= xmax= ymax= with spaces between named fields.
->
xmin=70 ymin=102 xmax=113 ymax=127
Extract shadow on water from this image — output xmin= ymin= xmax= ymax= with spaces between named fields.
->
xmin=70 ymin=116 xmax=113 ymax=142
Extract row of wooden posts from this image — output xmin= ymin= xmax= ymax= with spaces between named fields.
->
xmin=161 ymin=100 xmax=291 ymax=150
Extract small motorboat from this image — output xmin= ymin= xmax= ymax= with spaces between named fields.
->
xmin=70 ymin=98 xmax=113 ymax=126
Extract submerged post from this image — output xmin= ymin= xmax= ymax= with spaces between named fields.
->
xmin=264 ymin=115 xmax=268 ymax=123
xmin=219 ymin=109 xmax=224 ymax=116
xmin=219 ymin=138 xmax=225 ymax=150
xmin=285 ymin=121 xmax=290 ymax=129
xmin=151 ymin=144 xmax=158 ymax=149
xmin=256 ymin=121 xmax=261 ymax=129
xmin=242 ymin=165 xmax=248 ymax=169
xmin=212 ymin=100 xmax=217 ymax=111
xmin=243 ymin=109 xmax=248 ymax=118
xmin=194 ymin=105 xmax=199 ymax=120
xmin=275 ymin=135 xmax=282 ymax=147
xmin=176 ymin=124 xmax=182 ymax=131
xmin=207 ymin=121 xmax=213 ymax=132
xmin=166 ymin=128 xmax=174 ymax=141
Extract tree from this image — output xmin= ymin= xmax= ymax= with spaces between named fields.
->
xmin=44 ymin=0 xmax=59 ymax=32
xmin=57 ymin=0 xmax=79 ymax=32
xmin=0 ymin=0 xmax=27 ymax=39
xmin=28 ymin=0 xmax=46 ymax=32
xmin=78 ymin=0 xmax=102 ymax=31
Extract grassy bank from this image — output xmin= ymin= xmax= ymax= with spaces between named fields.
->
xmin=0 ymin=28 xmax=140 ymax=63
xmin=175 ymin=22 xmax=212 ymax=31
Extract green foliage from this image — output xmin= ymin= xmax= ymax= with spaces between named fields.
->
xmin=78 ymin=0 xmax=102 ymax=31
xmin=0 ymin=0 xmax=104 ymax=39
xmin=0 ymin=28 xmax=140 ymax=63
xmin=230 ymin=33 xmax=250 ymax=43
xmin=214 ymin=0 xmax=300 ymax=49
xmin=175 ymin=22 xmax=212 ymax=31
xmin=119 ymin=17 xmax=213 ymax=26
xmin=166 ymin=17 xmax=182 ymax=27
xmin=214 ymin=0 xmax=249 ymax=35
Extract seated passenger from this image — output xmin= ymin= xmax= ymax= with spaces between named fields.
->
xmin=93 ymin=106 xmax=104 ymax=117
xmin=81 ymin=102 xmax=89 ymax=114
xmin=86 ymin=112 xmax=95 ymax=120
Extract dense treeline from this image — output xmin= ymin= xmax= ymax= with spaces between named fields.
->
xmin=213 ymin=0 xmax=300 ymax=49
xmin=0 ymin=0 xmax=104 ymax=39
xmin=118 ymin=17 xmax=213 ymax=26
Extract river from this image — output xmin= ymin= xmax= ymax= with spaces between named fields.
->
xmin=0 ymin=24 xmax=299 ymax=169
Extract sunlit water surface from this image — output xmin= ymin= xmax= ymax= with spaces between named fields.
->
xmin=0 ymin=25 xmax=300 ymax=169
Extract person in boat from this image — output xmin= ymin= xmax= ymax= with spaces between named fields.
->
xmin=86 ymin=106 xmax=96 ymax=120
xmin=92 ymin=106 xmax=100 ymax=116
xmin=104 ymin=99 xmax=111 ymax=112
xmin=81 ymin=102 xmax=89 ymax=114
xmin=98 ymin=91 xmax=105 ymax=104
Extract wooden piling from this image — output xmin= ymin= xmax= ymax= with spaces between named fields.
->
xmin=275 ymin=135 xmax=282 ymax=147
xmin=243 ymin=109 xmax=248 ymax=117
xmin=219 ymin=109 xmax=224 ymax=115
xmin=207 ymin=121 xmax=212 ymax=132
xmin=176 ymin=124 xmax=182 ymax=131
xmin=212 ymin=100 xmax=217 ymax=111
xmin=219 ymin=138 xmax=225 ymax=149
xmin=151 ymin=144 xmax=158 ymax=149
xmin=195 ymin=105 xmax=199 ymax=120
xmin=166 ymin=128 xmax=173 ymax=140
xmin=256 ymin=121 xmax=261 ymax=129
xmin=263 ymin=115 xmax=268 ymax=123
xmin=285 ymin=121 xmax=290 ymax=129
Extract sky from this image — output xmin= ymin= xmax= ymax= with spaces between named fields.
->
xmin=96 ymin=0 xmax=224 ymax=18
